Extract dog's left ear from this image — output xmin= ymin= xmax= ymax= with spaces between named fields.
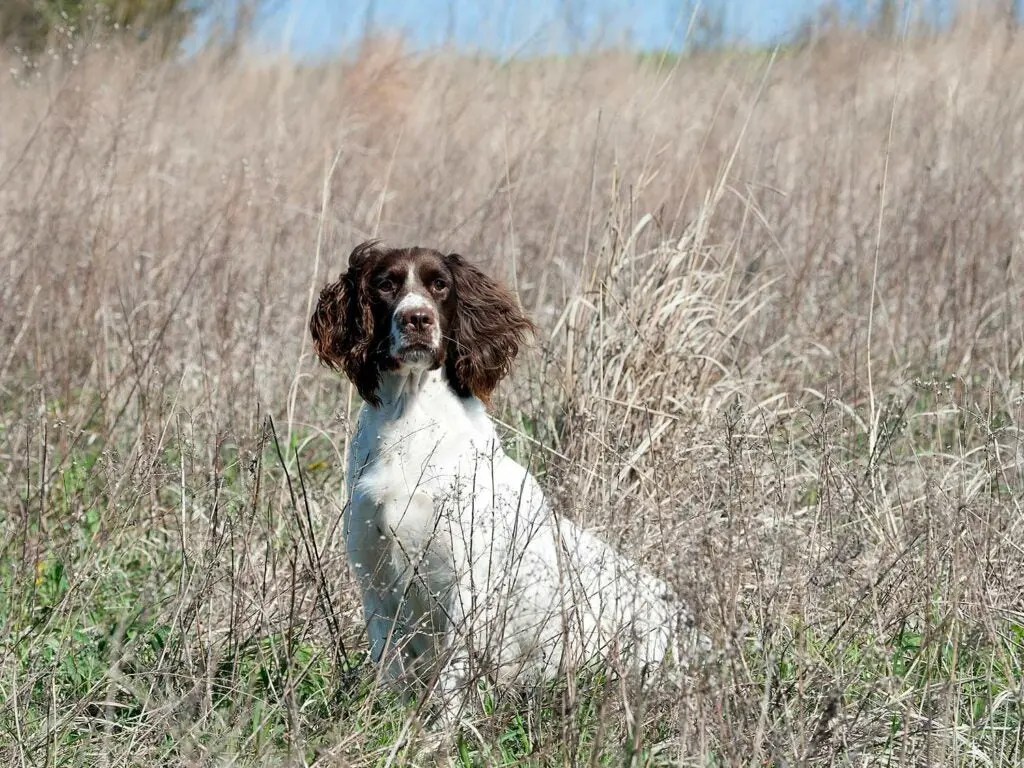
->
xmin=443 ymin=253 xmax=535 ymax=403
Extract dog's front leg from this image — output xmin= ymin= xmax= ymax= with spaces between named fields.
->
xmin=430 ymin=643 xmax=472 ymax=734
xmin=426 ymin=575 xmax=482 ymax=733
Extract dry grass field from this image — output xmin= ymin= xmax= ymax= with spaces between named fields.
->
xmin=2 ymin=14 xmax=1024 ymax=766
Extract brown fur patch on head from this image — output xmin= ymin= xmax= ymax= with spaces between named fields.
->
xmin=311 ymin=242 xmax=534 ymax=406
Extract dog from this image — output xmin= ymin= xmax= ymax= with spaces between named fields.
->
xmin=310 ymin=240 xmax=698 ymax=725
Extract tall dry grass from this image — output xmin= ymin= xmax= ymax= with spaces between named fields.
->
xmin=2 ymin=20 xmax=1024 ymax=766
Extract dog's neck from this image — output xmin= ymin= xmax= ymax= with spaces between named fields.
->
xmin=359 ymin=365 xmax=497 ymax=453
xmin=370 ymin=366 xmax=456 ymax=422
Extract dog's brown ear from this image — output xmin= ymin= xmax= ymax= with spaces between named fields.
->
xmin=309 ymin=275 xmax=355 ymax=372
xmin=309 ymin=240 xmax=388 ymax=405
xmin=347 ymin=238 xmax=382 ymax=272
xmin=443 ymin=253 xmax=535 ymax=403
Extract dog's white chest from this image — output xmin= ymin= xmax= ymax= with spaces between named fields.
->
xmin=345 ymin=390 xmax=485 ymax=561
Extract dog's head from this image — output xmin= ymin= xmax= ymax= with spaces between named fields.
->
xmin=310 ymin=240 xmax=534 ymax=405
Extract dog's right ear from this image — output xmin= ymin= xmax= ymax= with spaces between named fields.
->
xmin=309 ymin=274 xmax=356 ymax=372
xmin=309 ymin=240 xmax=385 ymax=404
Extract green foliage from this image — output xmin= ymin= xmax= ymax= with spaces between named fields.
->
xmin=0 ymin=0 xmax=199 ymax=54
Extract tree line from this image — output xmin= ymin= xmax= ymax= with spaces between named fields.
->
xmin=0 ymin=0 xmax=261 ymax=55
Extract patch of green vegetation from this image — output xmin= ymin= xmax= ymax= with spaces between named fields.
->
xmin=758 ymin=610 xmax=1024 ymax=762
xmin=495 ymin=407 xmax=557 ymax=478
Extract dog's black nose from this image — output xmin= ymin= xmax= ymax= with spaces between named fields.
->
xmin=399 ymin=308 xmax=434 ymax=332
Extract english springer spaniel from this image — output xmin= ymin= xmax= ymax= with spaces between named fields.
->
xmin=310 ymin=240 xmax=697 ymax=726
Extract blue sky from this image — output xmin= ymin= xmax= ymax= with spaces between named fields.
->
xmin=242 ymin=1 xmax=909 ymax=57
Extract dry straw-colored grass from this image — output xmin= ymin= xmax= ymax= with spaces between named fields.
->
xmin=2 ymin=17 xmax=1024 ymax=766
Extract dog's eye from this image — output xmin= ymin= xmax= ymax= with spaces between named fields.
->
xmin=375 ymin=278 xmax=396 ymax=294
xmin=431 ymin=278 xmax=448 ymax=292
